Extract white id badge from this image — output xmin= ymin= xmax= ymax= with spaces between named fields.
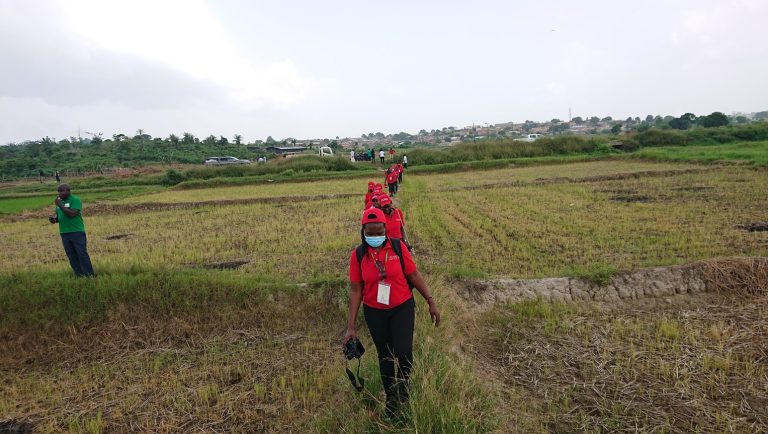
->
xmin=377 ymin=282 xmax=391 ymax=305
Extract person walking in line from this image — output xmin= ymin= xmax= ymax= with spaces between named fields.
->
xmin=55 ymin=170 xmax=61 ymax=183
xmin=395 ymin=163 xmax=404 ymax=184
xmin=48 ymin=184 xmax=95 ymax=277
xmin=402 ymin=155 xmax=408 ymax=169
xmin=386 ymin=169 xmax=398 ymax=196
xmin=344 ymin=208 xmax=440 ymax=417
xmin=378 ymin=195 xmax=410 ymax=248
xmin=379 ymin=148 xmax=385 ymax=164
xmin=389 ymin=147 xmax=395 ymax=161
xmin=364 ymin=182 xmax=376 ymax=208
xmin=370 ymin=148 xmax=375 ymax=164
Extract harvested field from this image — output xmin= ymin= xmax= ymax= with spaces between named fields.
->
xmin=2 ymin=160 xmax=768 ymax=432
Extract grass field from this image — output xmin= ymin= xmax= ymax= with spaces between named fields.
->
xmin=632 ymin=140 xmax=768 ymax=165
xmin=1 ymin=158 xmax=767 ymax=432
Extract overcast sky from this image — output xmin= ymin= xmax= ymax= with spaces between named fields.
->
xmin=1 ymin=0 xmax=766 ymax=144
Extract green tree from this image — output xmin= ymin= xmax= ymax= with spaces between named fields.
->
xmin=572 ymin=116 xmax=584 ymax=125
xmin=700 ymin=112 xmax=729 ymax=128
xmin=611 ymin=123 xmax=622 ymax=134
xmin=233 ymin=134 xmax=242 ymax=145
xmin=266 ymin=136 xmax=276 ymax=144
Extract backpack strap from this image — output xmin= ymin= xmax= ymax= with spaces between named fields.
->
xmin=390 ymin=238 xmax=414 ymax=291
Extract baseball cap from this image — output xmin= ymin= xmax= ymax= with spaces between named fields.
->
xmin=378 ymin=195 xmax=392 ymax=206
xmin=361 ymin=208 xmax=386 ymax=225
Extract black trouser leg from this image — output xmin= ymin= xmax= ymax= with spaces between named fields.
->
xmin=61 ymin=233 xmax=84 ymax=276
xmin=389 ymin=299 xmax=414 ymax=403
xmin=364 ymin=299 xmax=415 ymax=404
xmin=71 ymin=232 xmax=94 ymax=276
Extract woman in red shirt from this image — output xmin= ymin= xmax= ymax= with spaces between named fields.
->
xmin=377 ymin=195 xmax=409 ymax=247
xmin=344 ymin=208 xmax=440 ymax=416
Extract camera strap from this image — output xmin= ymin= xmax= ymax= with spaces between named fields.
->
xmin=345 ymin=358 xmax=365 ymax=392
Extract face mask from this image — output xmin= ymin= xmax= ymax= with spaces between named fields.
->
xmin=365 ymin=235 xmax=386 ymax=248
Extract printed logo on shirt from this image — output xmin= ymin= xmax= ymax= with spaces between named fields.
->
xmin=64 ymin=203 xmax=70 ymax=208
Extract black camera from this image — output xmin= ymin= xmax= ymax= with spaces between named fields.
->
xmin=343 ymin=337 xmax=365 ymax=360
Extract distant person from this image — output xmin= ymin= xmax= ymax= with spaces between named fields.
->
xmin=364 ymin=182 xmax=375 ymax=207
xmin=55 ymin=170 xmax=61 ymax=183
xmin=402 ymin=155 xmax=408 ymax=169
xmin=395 ymin=163 xmax=404 ymax=184
xmin=344 ymin=208 xmax=440 ymax=417
xmin=49 ymin=184 xmax=95 ymax=277
xmin=378 ymin=195 xmax=409 ymax=247
xmin=379 ymin=148 xmax=385 ymax=164
xmin=389 ymin=147 xmax=395 ymax=161
xmin=351 ymin=150 xmax=356 ymax=162
xmin=386 ymin=169 xmax=398 ymax=196
xmin=39 ymin=170 xmax=45 ymax=183
xmin=369 ymin=148 xmax=375 ymax=164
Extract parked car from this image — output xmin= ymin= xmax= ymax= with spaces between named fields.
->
xmin=516 ymin=134 xmax=544 ymax=143
xmin=204 ymin=156 xmax=251 ymax=166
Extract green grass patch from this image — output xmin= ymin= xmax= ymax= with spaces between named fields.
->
xmin=0 ymin=269 xmax=297 ymax=333
xmin=630 ymin=140 xmax=768 ymax=165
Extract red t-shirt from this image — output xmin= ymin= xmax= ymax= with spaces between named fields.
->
xmin=349 ymin=240 xmax=417 ymax=309
xmin=364 ymin=192 xmax=374 ymax=204
xmin=386 ymin=173 xmax=397 ymax=184
xmin=384 ymin=208 xmax=405 ymax=239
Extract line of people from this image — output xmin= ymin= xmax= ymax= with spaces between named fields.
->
xmin=344 ymin=164 xmax=440 ymax=419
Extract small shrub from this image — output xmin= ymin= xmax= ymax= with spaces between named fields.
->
xmin=160 ymin=169 xmax=186 ymax=185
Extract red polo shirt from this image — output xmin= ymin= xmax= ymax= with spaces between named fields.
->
xmin=386 ymin=172 xmax=397 ymax=185
xmin=364 ymin=192 xmax=374 ymax=204
xmin=349 ymin=240 xmax=417 ymax=309
xmin=384 ymin=208 xmax=405 ymax=239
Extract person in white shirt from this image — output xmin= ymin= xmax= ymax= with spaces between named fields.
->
xmin=379 ymin=149 xmax=385 ymax=164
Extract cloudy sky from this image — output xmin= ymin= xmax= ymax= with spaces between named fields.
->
xmin=1 ymin=0 xmax=766 ymax=144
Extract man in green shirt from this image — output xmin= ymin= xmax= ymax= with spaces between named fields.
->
xmin=49 ymin=184 xmax=95 ymax=277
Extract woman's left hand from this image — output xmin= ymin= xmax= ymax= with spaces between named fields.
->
xmin=428 ymin=299 xmax=441 ymax=327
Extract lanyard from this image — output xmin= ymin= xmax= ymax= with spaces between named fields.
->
xmin=368 ymin=248 xmax=388 ymax=281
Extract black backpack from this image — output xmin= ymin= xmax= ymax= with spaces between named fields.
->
xmin=355 ymin=238 xmax=413 ymax=290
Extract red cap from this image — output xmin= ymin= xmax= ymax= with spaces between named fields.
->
xmin=375 ymin=183 xmax=383 ymax=189
xmin=361 ymin=208 xmax=386 ymax=225
xmin=378 ymin=195 xmax=392 ymax=206
xmin=367 ymin=181 xmax=374 ymax=187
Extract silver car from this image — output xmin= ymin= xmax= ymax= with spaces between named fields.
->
xmin=204 ymin=156 xmax=251 ymax=166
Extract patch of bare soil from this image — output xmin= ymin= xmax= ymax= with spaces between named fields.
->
xmin=202 ymin=259 xmax=250 ymax=270
xmin=736 ymin=222 xmax=768 ymax=232
xmin=104 ymin=233 xmax=133 ymax=240
xmin=461 ymin=257 xmax=768 ymax=308
xmin=672 ymin=185 xmax=714 ymax=192
xmin=0 ymin=419 xmax=34 ymax=434
xmin=609 ymin=194 xmax=652 ymax=203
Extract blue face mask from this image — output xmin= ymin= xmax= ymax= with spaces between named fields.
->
xmin=365 ymin=235 xmax=386 ymax=248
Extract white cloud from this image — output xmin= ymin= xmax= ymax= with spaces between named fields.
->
xmin=61 ymin=0 xmax=308 ymax=108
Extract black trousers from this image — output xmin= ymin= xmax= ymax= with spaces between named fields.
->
xmin=61 ymin=232 xmax=95 ymax=276
xmin=388 ymin=182 xmax=397 ymax=196
xmin=364 ymin=298 xmax=415 ymax=401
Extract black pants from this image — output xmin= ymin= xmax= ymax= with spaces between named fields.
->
xmin=61 ymin=232 xmax=95 ymax=276
xmin=398 ymin=173 xmax=403 ymax=184
xmin=388 ymin=182 xmax=397 ymax=196
xmin=380 ymin=157 xmax=385 ymax=163
xmin=364 ymin=298 xmax=415 ymax=402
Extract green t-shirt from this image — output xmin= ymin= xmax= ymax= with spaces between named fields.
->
xmin=56 ymin=194 xmax=86 ymax=233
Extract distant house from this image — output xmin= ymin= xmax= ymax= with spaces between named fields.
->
xmin=266 ymin=146 xmax=308 ymax=155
